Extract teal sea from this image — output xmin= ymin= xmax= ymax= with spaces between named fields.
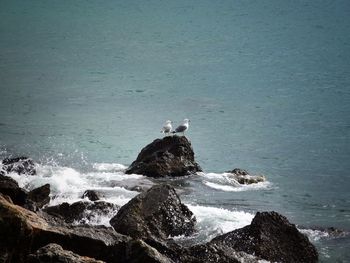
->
xmin=1 ymin=1 xmax=349 ymax=261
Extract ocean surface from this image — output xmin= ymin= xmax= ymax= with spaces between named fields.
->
xmin=1 ymin=0 xmax=349 ymax=262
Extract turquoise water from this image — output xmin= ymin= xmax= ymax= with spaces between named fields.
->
xmin=1 ymin=0 xmax=350 ymax=261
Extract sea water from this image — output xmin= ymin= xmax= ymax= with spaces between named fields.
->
xmin=1 ymin=0 xmax=349 ymax=261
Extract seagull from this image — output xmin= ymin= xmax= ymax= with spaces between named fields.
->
xmin=173 ymin=119 xmax=190 ymax=136
xmin=160 ymin=120 xmax=172 ymax=136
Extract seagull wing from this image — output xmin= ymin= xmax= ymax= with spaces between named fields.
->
xmin=175 ymin=125 xmax=187 ymax=133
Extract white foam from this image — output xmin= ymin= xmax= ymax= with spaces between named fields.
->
xmin=92 ymin=162 xmax=127 ymax=172
xmin=6 ymin=164 xmax=143 ymax=206
xmin=204 ymin=180 xmax=271 ymax=192
xmin=198 ymin=172 xmax=271 ymax=192
xmin=72 ymin=208 xmax=118 ymax=226
xmin=299 ymin=228 xmax=329 ymax=242
xmin=183 ymin=204 xmax=254 ymax=243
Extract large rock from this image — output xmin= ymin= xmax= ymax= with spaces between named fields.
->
xmin=210 ymin=211 xmax=318 ymax=263
xmin=125 ymin=136 xmax=202 ymax=177
xmin=0 ymin=194 xmax=172 ymax=263
xmin=0 ymin=174 xmax=27 ymax=205
xmin=28 ymin=184 xmax=50 ymax=209
xmin=44 ymin=201 xmax=119 ymax=224
xmin=27 ymin=243 xmax=104 ymax=263
xmin=110 ymin=184 xmax=196 ymax=242
xmin=1 ymin=156 xmax=36 ymax=175
xmin=0 ymin=175 xmax=50 ymax=211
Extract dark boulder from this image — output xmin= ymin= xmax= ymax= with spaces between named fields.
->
xmin=2 ymin=156 xmax=36 ymax=175
xmin=28 ymin=184 xmax=50 ymax=209
xmin=0 ymin=174 xmax=28 ymax=205
xmin=27 ymin=243 xmax=104 ymax=263
xmin=82 ymin=190 xmax=103 ymax=201
xmin=0 ymin=194 xmax=172 ymax=263
xmin=110 ymin=184 xmax=196 ymax=242
xmin=0 ymin=175 xmax=51 ymax=211
xmin=210 ymin=211 xmax=318 ymax=263
xmin=44 ymin=201 xmax=119 ymax=224
xmin=125 ymin=136 xmax=202 ymax=177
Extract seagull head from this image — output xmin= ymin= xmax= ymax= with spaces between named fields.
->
xmin=183 ymin=118 xmax=190 ymax=124
xmin=165 ymin=120 xmax=172 ymax=124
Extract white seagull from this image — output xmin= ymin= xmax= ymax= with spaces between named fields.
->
xmin=160 ymin=120 xmax=172 ymax=136
xmin=173 ymin=119 xmax=190 ymax=135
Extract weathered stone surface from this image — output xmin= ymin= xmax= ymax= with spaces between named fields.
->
xmin=27 ymin=243 xmax=104 ymax=263
xmin=0 ymin=194 xmax=172 ymax=263
xmin=28 ymin=184 xmax=50 ymax=209
xmin=1 ymin=156 xmax=36 ymax=175
xmin=126 ymin=239 xmax=174 ymax=263
xmin=44 ymin=201 xmax=119 ymax=224
xmin=110 ymin=184 xmax=196 ymax=242
xmin=82 ymin=190 xmax=102 ymax=201
xmin=126 ymin=136 xmax=202 ymax=177
xmin=210 ymin=211 xmax=318 ymax=263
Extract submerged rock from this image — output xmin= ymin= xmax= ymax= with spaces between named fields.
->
xmin=110 ymin=184 xmax=196 ymax=242
xmin=44 ymin=201 xmax=119 ymax=224
xmin=1 ymin=156 xmax=36 ymax=175
xmin=226 ymin=168 xmax=265 ymax=185
xmin=82 ymin=190 xmax=103 ymax=201
xmin=27 ymin=243 xmax=104 ymax=263
xmin=125 ymin=136 xmax=202 ymax=177
xmin=226 ymin=168 xmax=249 ymax=175
xmin=210 ymin=211 xmax=318 ymax=263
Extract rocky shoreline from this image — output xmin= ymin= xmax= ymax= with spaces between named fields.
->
xmin=0 ymin=136 xmax=319 ymax=262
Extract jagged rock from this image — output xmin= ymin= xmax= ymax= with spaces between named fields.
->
xmin=1 ymin=156 xmax=36 ymax=175
xmin=0 ymin=174 xmax=28 ymax=205
xmin=27 ymin=243 xmax=104 ymax=263
xmin=210 ymin=211 xmax=318 ymax=263
xmin=0 ymin=194 xmax=172 ymax=263
xmin=28 ymin=184 xmax=50 ymax=209
xmin=110 ymin=184 xmax=196 ymax=242
xmin=125 ymin=136 xmax=202 ymax=177
xmin=82 ymin=190 xmax=102 ymax=201
xmin=44 ymin=201 xmax=119 ymax=224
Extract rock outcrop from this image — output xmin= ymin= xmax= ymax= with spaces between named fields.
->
xmin=44 ymin=201 xmax=119 ymax=224
xmin=125 ymin=136 xmax=202 ymax=177
xmin=0 ymin=175 xmax=50 ymax=211
xmin=0 ymin=174 xmax=28 ymax=205
xmin=226 ymin=168 xmax=265 ymax=185
xmin=110 ymin=184 xmax=196 ymax=242
xmin=27 ymin=243 xmax=104 ymax=263
xmin=1 ymin=156 xmax=36 ymax=175
xmin=210 ymin=211 xmax=318 ymax=263
xmin=0 ymin=194 xmax=172 ymax=263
